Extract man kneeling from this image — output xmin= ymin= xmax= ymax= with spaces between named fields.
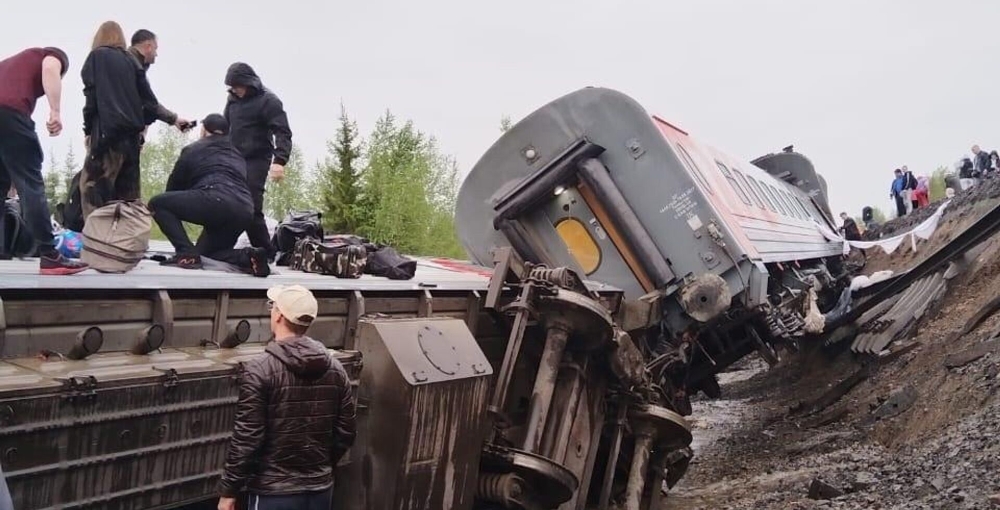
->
xmin=149 ymin=114 xmax=269 ymax=276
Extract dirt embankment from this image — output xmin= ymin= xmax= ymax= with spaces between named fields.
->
xmin=663 ymin=182 xmax=1000 ymax=509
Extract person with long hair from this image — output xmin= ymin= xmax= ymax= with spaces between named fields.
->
xmin=79 ymin=21 xmax=157 ymax=221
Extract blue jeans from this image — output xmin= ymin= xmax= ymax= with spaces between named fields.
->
xmin=249 ymin=487 xmax=333 ymax=510
xmin=0 ymin=107 xmax=55 ymax=251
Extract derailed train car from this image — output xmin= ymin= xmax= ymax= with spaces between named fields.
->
xmin=1 ymin=87 xmax=853 ymax=510
xmin=456 ymin=86 xmax=853 ymax=416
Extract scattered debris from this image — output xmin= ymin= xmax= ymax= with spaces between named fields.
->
xmin=944 ymin=339 xmax=1000 ymax=369
xmin=807 ymin=478 xmax=844 ymax=500
xmin=666 ymin=185 xmax=1000 ymax=510
xmin=791 ymin=365 xmax=871 ymax=417
xmin=956 ymin=293 xmax=1000 ymax=337
xmin=851 ymin=471 xmax=877 ymax=492
xmin=868 ymin=385 xmax=918 ymax=422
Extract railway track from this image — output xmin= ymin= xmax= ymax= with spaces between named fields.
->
xmin=832 ymin=198 xmax=1000 ymax=352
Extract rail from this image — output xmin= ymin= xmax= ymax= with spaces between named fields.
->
xmin=834 ymin=199 xmax=1000 ymax=328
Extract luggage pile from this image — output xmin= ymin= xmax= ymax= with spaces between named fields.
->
xmin=271 ymin=210 xmax=417 ymax=280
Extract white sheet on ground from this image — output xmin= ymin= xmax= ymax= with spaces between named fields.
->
xmin=816 ymin=200 xmax=951 ymax=256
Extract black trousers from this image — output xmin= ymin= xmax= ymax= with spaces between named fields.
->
xmin=248 ymin=487 xmax=333 ymax=510
xmin=894 ymin=194 xmax=906 ymax=218
xmin=0 ymin=107 xmax=55 ymax=251
xmin=81 ymin=133 xmax=141 ymax=219
xmin=245 ymin=157 xmax=273 ymax=254
xmin=149 ymin=188 xmax=252 ymax=267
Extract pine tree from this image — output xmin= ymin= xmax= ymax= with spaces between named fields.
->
xmin=355 ymin=110 xmax=464 ymax=257
xmin=321 ymin=104 xmax=363 ymax=233
xmin=264 ymin=146 xmax=316 ymax=220
xmin=43 ymin=147 xmax=60 ymax=212
xmin=63 ymin=145 xmax=79 ymax=191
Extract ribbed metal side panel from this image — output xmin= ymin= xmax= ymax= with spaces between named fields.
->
xmin=398 ymin=377 xmax=492 ymax=510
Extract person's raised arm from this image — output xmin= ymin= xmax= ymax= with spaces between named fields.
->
xmin=41 ymin=55 xmax=63 ymax=136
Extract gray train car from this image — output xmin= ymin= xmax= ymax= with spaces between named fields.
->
xmin=456 ymin=87 xmax=851 ymax=411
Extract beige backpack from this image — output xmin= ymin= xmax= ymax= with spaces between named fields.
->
xmin=81 ymin=201 xmax=152 ymax=273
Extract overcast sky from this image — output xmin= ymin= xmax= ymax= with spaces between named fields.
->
xmin=4 ymin=0 xmax=998 ymax=218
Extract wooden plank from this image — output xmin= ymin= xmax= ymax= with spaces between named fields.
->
xmin=944 ymin=339 xmax=1000 ymax=369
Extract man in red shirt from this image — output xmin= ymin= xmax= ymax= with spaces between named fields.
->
xmin=0 ymin=47 xmax=88 ymax=274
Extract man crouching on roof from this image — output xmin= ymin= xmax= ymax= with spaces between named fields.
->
xmin=148 ymin=114 xmax=270 ymax=276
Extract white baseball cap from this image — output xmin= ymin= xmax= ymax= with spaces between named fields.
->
xmin=266 ymin=285 xmax=318 ymax=326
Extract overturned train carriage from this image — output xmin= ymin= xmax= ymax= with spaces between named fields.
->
xmin=0 ymin=255 xmax=665 ymax=510
xmin=2 ymin=86 xmax=850 ymax=510
xmin=456 ymin=86 xmax=852 ymax=421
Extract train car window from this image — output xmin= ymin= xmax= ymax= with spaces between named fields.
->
xmin=779 ymin=191 xmax=803 ymax=219
xmin=765 ymin=185 xmax=791 ymax=217
xmin=733 ymin=169 xmax=765 ymax=209
xmin=795 ymin=197 xmax=813 ymax=219
xmin=715 ymin=161 xmax=751 ymax=205
xmin=746 ymin=176 xmax=777 ymax=213
xmin=786 ymin=192 xmax=809 ymax=220
xmin=555 ymin=218 xmax=601 ymax=275
xmin=674 ymin=143 xmax=714 ymax=194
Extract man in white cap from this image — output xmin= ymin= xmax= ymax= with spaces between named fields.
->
xmin=218 ymin=285 xmax=356 ymax=510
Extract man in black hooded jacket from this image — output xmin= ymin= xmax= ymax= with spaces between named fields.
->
xmin=223 ymin=63 xmax=292 ymax=258
xmin=148 ymin=114 xmax=269 ymax=276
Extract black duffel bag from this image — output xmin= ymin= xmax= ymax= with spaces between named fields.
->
xmin=367 ymin=245 xmax=416 ymax=280
xmin=272 ymin=210 xmax=324 ymax=266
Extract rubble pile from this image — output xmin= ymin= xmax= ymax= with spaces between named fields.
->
xmin=666 ymin=183 xmax=1000 ymax=510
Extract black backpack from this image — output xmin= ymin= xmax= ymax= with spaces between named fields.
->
xmin=1 ymin=199 xmax=37 ymax=259
xmin=272 ymin=210 xmax=324 ymax=266
xmin=56 ymin=170 xmax=85 ymax=232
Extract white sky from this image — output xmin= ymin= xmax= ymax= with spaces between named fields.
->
xmin=3 ymin=0 xmax=998 ymax=217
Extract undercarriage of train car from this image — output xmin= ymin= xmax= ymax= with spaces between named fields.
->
xmin=474 ymin=246 xmax=856 ymax=509
xmin=475 ymin=248 xmax=694 ymax=510
xmin=639 ymin=254 xmax=855 ymax=418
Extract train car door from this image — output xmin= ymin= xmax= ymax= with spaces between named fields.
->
xmin=526 ymin=184 xmax=650 ymax=298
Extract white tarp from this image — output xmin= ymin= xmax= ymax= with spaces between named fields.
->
xmin=817 ymin=200 xmax=951 ymax=256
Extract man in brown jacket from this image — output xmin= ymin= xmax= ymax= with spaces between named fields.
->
xmin=218 ymin=285 xmax=356 ymax=510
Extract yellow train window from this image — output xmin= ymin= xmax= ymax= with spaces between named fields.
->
xmin=555 ymin=218 xmax=601 ymax=275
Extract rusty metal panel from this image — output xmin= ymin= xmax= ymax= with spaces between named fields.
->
xmin=2 ymin=299 xmax=154 ymax=327
xmin=1 ymin=349 xmax=236 ymax=510
xmin=342 ymin=318 xmax=492 ymax=510
xmin=0 ymin=346 xmax=361 ymax=510
xmin=361 ymin=318 xmax=492 ymax=385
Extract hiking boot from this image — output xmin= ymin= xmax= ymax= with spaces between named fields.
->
xmin=39 ymin=252 xmax=89 ymax=276
xmin=247 ymin=248 xmax=271 ymax=278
